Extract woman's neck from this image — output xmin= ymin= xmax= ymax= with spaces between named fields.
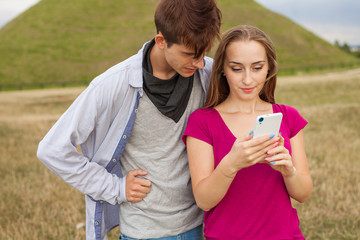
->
xmin=216 ymin=96 xmax=271 ymax=115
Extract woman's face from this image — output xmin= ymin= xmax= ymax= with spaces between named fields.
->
xmin=223 ymin=40 xmax=269 ymax=102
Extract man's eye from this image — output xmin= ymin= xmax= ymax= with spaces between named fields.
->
xmin=184 ymin=53 xmax=195 ymax=57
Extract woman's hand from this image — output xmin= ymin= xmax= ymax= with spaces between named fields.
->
xmin=264 ymin=135 xmax=296 ymax=177
xmin=221 ymin=134 xmax=281 ymax=178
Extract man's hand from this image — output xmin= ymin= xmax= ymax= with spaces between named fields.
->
xmin=125 ymin=169 xmax=152 ymax=202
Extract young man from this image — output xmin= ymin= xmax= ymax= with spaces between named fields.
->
xmin=37 ymin=0 xmax=221 ymax=239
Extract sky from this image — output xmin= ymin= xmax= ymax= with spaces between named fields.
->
xmin=0 ymin=0 xmax=359 ymax=46
xmin=0 ymin=0 xmax=39 ymax=27
xmin=255 ymin=0 xmax=360 ymax=46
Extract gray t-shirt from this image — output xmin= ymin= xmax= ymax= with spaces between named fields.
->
xmin=119 ymin=73 xmax=204 ymax=238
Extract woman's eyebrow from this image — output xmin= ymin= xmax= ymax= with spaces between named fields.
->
xmin=228 ymin=60 xmax=265 ymax=64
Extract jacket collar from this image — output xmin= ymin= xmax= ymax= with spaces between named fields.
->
xmin=128 ymin=42 xmax=149 ymax=88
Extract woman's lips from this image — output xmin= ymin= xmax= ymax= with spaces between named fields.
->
xmin=241 ymin=88 xmax=255 ymax=93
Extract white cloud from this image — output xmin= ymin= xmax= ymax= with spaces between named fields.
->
xmin=0 ymin=0 xmax=40 ymax=27
xmin=0 ymin=0 xmax=40 ymax=11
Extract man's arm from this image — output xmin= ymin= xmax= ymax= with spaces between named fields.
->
xmin=37 ymin=84 xmax=126 ymax=205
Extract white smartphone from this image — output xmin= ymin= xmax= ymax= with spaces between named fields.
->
xmin=253 ymin=113 xmax=283 ymax=138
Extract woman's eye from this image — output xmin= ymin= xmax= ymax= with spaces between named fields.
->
xmin=232 ymin=67 xmax=242 ymax=72
xmin=253 ymin=66 xmax=263 ymax=71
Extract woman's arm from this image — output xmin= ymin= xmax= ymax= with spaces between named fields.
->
xmin=186 ymin=136 xmax=233 ymax=211
xmin=265 ymin=130 xmax=312 ymax=202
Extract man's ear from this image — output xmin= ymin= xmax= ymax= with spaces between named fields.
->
xmin=154 ymin=32 xmax=166 ymax=50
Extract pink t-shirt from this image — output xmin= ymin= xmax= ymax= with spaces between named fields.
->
xmin=183 ymin=104 xmax=308 ymax=240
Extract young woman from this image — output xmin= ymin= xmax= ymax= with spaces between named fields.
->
xmin=183 ymin=25 xmax=312 ymax=239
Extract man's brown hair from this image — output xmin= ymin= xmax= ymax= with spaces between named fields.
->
xmin=205 ymin=25 xmax=279 ymax=108
xmin=154 ymin=0 xmax=222 ymax=59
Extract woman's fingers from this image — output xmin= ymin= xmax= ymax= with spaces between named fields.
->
xmin=249 ymin=136 xmax=280 ymax=157
xmin=265 ymin=153 xmax=291 ymax=163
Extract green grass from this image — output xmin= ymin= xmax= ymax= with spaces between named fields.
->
xmin=276 ymin=79 xmax=360 ymax=106
xmin=0 ymin=0 xmax=359 ymax=89
xmin=0 ymin=0 xmax=158 ymax=88
xmin=275 ymin=73 xmax=360 ymax=239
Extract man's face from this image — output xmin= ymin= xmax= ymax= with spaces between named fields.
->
xmin=163 ymin=41 xmax=205 ymax=78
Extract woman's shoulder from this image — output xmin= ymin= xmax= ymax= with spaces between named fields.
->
xmin=273 ymin=103 xmax=308 ymax=135
xmin=273 ymin=103 xmax=301 ymax=117
xmin=184 ymin=108 xmax=218 ymax=145
xmin=190 ymin=107 xmax=217 ymax=118
xmin=187 ymin=108 xmax=219 ymax=129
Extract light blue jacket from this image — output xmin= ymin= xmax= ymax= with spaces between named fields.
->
xmin=37 ymin=42 xmax=213 ymax=240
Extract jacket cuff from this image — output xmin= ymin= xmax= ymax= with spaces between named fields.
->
xmin=118 ymin=174 xmax=128 ymax=203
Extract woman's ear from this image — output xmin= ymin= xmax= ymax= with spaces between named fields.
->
xmin=154 ymin=32 xmax=166 ymax=50
xmin=266 ymin=70 xmax=270 ymax=79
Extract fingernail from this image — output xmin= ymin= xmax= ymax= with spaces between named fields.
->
xmin=269 ymin=134 xmax=275 ymax=139
xmin=265 ymin=157 xmax=271 ymax=161
xmin=270 ymin=161 xmax=275 ymax=165
xmin=249 ymin=130 xmax=253 ymax=136
xmin=267 ymin=150 xmax=272 ymax=154
xmin=273 ymin=142 xmax=279 ymax=147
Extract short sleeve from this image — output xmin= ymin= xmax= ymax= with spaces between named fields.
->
xmin=283 ymin=105 xmax=308 ymax=138
xmin=182 ymin=109 xmax=213 ymax=146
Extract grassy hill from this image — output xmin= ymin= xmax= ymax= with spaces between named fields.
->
xmin=0 ymin=0 xmax=359 ymax=89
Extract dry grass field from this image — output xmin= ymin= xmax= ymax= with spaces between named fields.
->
xmin=0 ymin=69 xmax=359 ymax=239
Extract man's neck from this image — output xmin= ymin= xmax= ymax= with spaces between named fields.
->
xmin=150 ymin=44 xmax=176 ymax=80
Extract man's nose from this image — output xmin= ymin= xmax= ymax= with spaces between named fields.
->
xmin=192 ymin=58 xmax=204 ymax=69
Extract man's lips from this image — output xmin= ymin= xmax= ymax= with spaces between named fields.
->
xmin=185 ymin=68 xmax=197 ymax=73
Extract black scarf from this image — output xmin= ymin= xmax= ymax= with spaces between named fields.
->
xmin=142 ymin=40 xmax=194 ymax=123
